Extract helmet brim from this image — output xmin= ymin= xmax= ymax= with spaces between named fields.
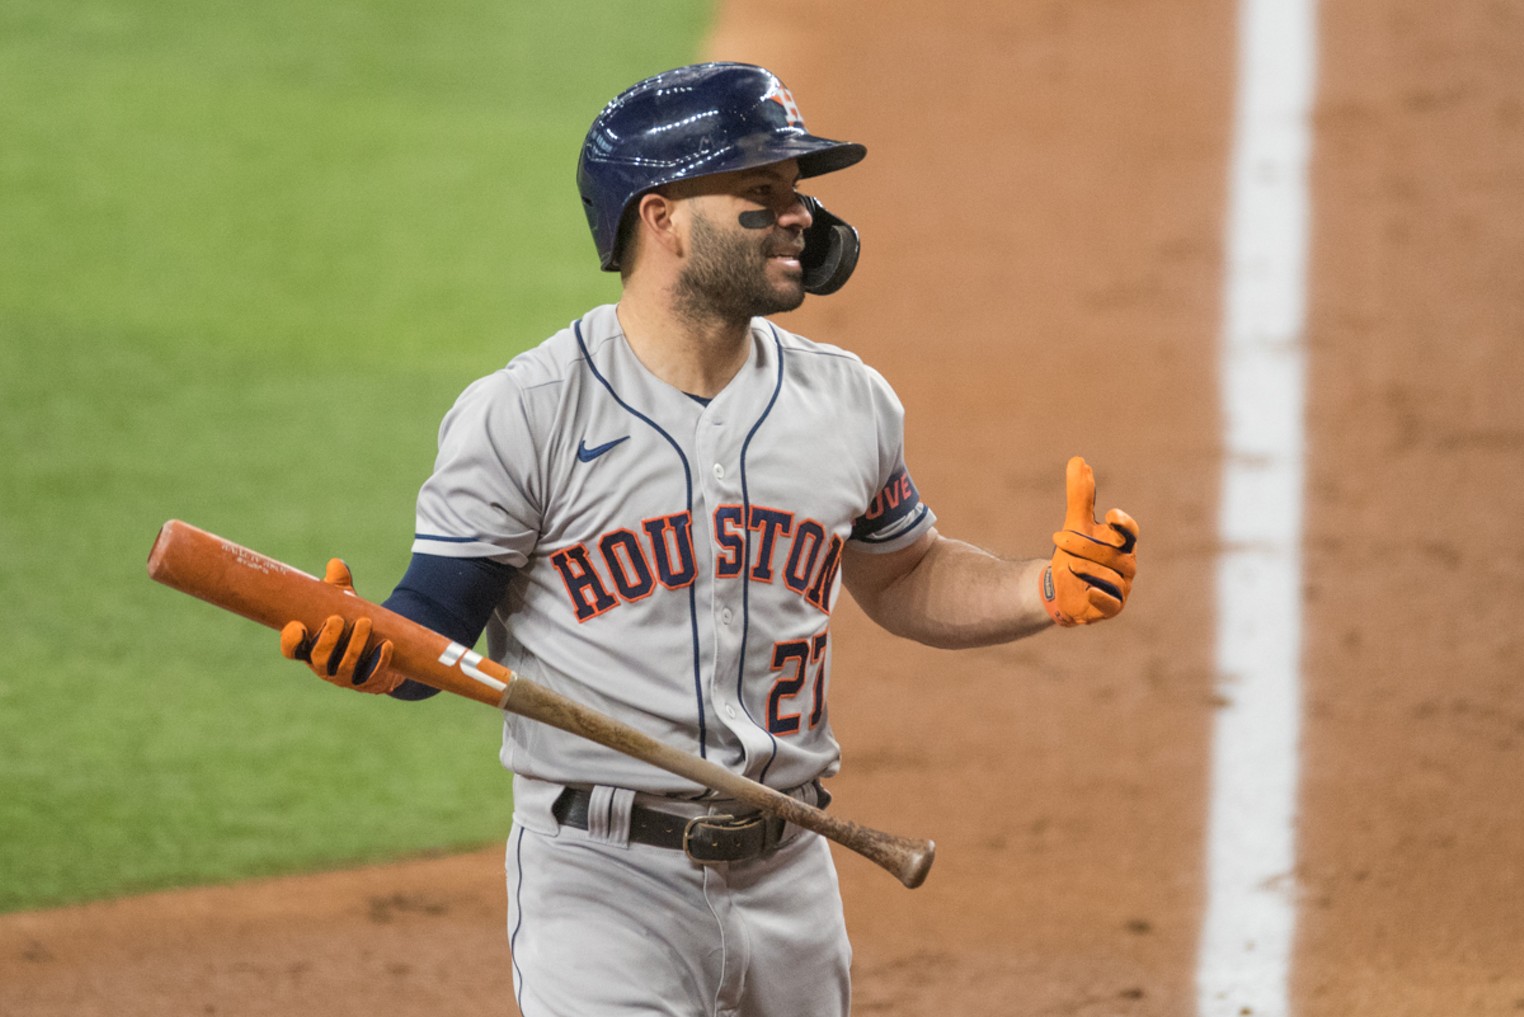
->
xmin=683 ymin=133 xmax=866 ymax=185
xmin=795 ymin=138 xmax=869 ymax=178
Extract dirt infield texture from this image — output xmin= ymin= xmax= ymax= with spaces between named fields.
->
xmin=4 ymin=0 xmax=1521 ymax=1014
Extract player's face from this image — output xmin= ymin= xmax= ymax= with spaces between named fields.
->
xmin=672 ymin=163 xmax=811 ymax=322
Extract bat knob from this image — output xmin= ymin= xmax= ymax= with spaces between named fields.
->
xmin=898 ymin=839 xmax=936 ymax=889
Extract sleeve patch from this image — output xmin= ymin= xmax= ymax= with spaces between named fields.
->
xmin=851 ymin=467 xmax=928 ymax=545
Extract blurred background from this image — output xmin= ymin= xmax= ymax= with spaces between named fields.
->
xmin=0 ymin=0 xmax=708 ymax=910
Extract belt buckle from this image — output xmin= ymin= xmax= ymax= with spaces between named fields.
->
xmin=683 ymin=813 xmax=765 ymax=864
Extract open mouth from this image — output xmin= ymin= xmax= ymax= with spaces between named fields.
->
xmin=768 ymin=246 xmax=804 ymax=268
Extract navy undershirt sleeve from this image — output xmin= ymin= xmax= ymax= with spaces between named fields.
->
xmin=382 ymin=553 xmax=516 ymax=701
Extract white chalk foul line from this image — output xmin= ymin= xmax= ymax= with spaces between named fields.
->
xmin=1198 ymin=0 xmax=1318 ymax=1014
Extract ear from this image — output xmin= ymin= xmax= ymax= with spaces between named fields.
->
xmin=633 ymin=191 xmax=685 ymax=262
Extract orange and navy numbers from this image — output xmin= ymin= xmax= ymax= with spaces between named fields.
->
xmin=766 ymin=629 xmax=830 ymax=735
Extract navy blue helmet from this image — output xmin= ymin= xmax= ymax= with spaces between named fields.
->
xmin=577 ymin=62 xmax=867 ymax=271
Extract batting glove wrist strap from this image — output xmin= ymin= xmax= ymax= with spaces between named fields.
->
xmin=1039 ymin=564 xmax=1078 ymax=627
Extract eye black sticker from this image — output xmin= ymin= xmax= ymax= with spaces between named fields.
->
xmin=738 ymin=209 xmax=776 ymax=230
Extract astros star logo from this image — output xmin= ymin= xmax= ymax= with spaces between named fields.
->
xmin=764 ymin=83 xmax=805 ymax=127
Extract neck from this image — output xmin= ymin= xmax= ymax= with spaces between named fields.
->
xmin=616 ymin=284 xmax=752 ymax=400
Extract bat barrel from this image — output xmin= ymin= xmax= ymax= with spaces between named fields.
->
xmin=148 ymin=519 xmax=320 ymax=631
xmin=147 ymin=519 xmax=507 ymax=707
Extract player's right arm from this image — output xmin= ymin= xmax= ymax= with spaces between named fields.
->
xmin=280 ymin=553 xmax=514 ymax=698
xmin=284 ymin=364 xmax=540 ymax=697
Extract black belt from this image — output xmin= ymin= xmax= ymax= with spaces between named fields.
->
xmin=551 ymin=786 xmax=822 ymax=864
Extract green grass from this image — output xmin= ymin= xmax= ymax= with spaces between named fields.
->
xmin=0 ymin=0 xmax=710 ymax=912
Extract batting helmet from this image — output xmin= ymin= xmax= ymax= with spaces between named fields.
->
xmin=577 ymin=62 xmax=867 ymax=271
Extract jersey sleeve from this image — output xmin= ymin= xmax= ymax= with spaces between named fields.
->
xmin=411 ymin=370 xmax=542 ymax=566
xmin=848 ymin=365 xmax=936 ymax=553
xmin=383 ymin=553 xmax=516 ymax=701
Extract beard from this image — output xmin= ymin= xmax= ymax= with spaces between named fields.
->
xmin=672 ymin=209 xmax=806 ymax=326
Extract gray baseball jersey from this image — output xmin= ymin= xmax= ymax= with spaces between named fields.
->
xmin=412 ymin=302 xmax=934 ymax=795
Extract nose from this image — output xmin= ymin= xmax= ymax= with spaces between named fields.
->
xmin=776 ymin=191 xmax=813 ymax=231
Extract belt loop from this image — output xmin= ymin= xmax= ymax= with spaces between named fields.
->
xmin=585 ymin=786 xmax=635 ymax=847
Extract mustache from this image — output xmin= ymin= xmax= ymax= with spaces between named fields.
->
xmin=765 ymin=233 xmax=805 ymax=258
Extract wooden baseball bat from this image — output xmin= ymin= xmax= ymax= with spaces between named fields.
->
xmin=146 ymin=520 xmax=935 ymax=889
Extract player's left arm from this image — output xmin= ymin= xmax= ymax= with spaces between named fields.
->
xmin=843 ymin=456 xmax=1138 ymax=648
xmin=843 ymin=532 xmax=1052 ymax=648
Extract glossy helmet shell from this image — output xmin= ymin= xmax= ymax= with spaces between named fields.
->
xmin=576 ymin=62 xmax=867 ymax=271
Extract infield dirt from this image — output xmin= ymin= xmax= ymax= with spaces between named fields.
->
xmin=4 ymin=0 xmax=1521 ymax=1014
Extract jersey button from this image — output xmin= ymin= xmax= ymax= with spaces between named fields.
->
xmin=720 ymin=608 xmax=733 ymax=625
xmin=712 ymin=463 xmax=725 ymax=479
xmin=724 ymin=705 xmax=738 ymax=719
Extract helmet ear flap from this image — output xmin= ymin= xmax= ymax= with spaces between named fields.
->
xmin=799 ymin=196 xmax=860 ymax=296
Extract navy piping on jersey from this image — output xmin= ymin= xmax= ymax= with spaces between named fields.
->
xmin=737 ymin=324 xmax=788 ymax=785
xmin=574 ymin=318 xmax=708 ymax=758
xmin=509 ymin=826 xmax=528 ymax=1014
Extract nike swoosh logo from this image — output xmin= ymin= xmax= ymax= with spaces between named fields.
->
xmin=577 ymin=436 xmax=630 ymax=463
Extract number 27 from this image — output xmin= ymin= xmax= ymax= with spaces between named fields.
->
xmin=767 ymin=630 xmax=829 ymax=735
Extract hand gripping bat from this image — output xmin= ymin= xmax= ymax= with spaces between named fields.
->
xmin=146 ymin=520 xmax=935 ymax=889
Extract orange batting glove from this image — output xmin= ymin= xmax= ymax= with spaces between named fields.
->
xmin=279 ymin=559 xmax=402 ymax=695
xmin=1039 ymin=457 xmax=1140 ymax=627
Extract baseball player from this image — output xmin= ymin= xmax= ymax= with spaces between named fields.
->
xmin=279 ymin=62 xmax=1138 ymax=1016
